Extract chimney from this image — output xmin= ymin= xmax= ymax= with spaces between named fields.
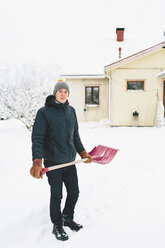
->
xmin=116 ymin=28 xmax=125 ymax=42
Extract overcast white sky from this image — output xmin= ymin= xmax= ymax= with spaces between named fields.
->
xmin=0 ymin=0 xmax=165 ymax=73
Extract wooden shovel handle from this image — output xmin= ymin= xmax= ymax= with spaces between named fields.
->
xmin=40 ymin=158 xmax=88 ymax=176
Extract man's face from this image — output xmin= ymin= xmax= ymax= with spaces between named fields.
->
xmin=55 ymin=88 xmax=69 ymax=103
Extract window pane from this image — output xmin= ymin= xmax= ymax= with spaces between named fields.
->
xmin=86 ymin=88 xmax=92 ymax=104
xmin=127 ymin=82 xmax=136 ymax=90
xmin=136 ymin=82 xmax=143 ymax=90
xmin=127 ymin=81 xmax=144 ymax=90
xmin=93 ymin=87 xmax=99 ymax=104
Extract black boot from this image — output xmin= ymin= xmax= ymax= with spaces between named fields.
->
xmin=63 ymin=215 xmax=83 ymax=232
xmin=52 ymin=225 xmax=69 ymax=241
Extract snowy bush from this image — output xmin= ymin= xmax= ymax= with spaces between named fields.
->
xmin=0 ymin=62 xmax=62 ymax=130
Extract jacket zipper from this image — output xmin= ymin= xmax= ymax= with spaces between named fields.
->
xmin=63 ymin=107 xmax=69 ymax=159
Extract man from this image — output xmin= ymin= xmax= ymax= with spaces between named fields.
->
xmin=30 ymin=79 xmax=93 ymax=241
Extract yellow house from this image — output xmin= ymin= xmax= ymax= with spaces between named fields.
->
xmin=62 ymin=41 xmax=165 ymax=127
xmin=105 ymin=41 xmax=165 ymax=126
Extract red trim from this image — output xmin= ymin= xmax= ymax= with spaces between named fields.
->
xmin=126 ymin=80 xmax=145 ymax=90
xmin=85 ymin=86 xmax=99 ymax=104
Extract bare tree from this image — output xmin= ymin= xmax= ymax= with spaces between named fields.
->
xmin=0 ymin=62 xmax=62 ymax=130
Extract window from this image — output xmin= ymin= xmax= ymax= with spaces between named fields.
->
xmin=127 ymin=81 xmax=144 ymax=90
xmin=85 ymin=86 xmax=99 ymax=104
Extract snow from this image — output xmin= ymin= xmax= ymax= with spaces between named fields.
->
xmin=0 ymin=119 xmax=165 ymax=248
xmin=49 ymin=35 xmax=164 ymax=74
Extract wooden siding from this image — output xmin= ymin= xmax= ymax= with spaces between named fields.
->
xmin=107 ymin=49 xmax=165 ymax=126
xmin=66 ymin=78 xmax=109 ymax=122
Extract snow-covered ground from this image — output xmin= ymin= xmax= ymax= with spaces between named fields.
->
xmin=0 ymin=119 xmax=165 ymax=248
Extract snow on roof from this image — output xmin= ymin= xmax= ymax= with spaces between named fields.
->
xmin=60 ymin=74 xmax=106 ymax=79
xmin=60 ymin=33 xmax=164 ymax=74
xmin=157 ymin=70 xmax=165 ymax=78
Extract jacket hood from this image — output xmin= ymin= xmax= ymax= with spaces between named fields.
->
xmin=45 ymin=95 xmax=69 ymax=108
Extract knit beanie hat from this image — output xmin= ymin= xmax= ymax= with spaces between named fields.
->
xmin=53 ymin=79 xmax=70 ymax=96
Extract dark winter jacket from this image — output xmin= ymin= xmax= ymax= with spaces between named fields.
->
xmin=32 ymin=95 xmax=85 ymax=163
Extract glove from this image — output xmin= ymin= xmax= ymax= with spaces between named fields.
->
xmin=30 ymin=159 xmax=43 ymax=179
xmin=79 ymin=150 xmax=93 ymax=163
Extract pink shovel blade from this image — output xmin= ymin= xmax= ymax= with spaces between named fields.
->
xmin=88 ymin=145 xmax=119 ymax=164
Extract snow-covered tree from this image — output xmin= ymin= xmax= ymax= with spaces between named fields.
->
xmin=0 ymin=62 xmax=62 ymax=130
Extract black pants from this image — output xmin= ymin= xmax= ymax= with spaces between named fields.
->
xmin=44 ymin=160 xmax=79 ymax=226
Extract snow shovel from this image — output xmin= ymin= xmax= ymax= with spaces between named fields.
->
xmin=88 ymin=145 xmax=119 ymax=164
xmin=40 ymin=145 xmax=119 ymax=176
